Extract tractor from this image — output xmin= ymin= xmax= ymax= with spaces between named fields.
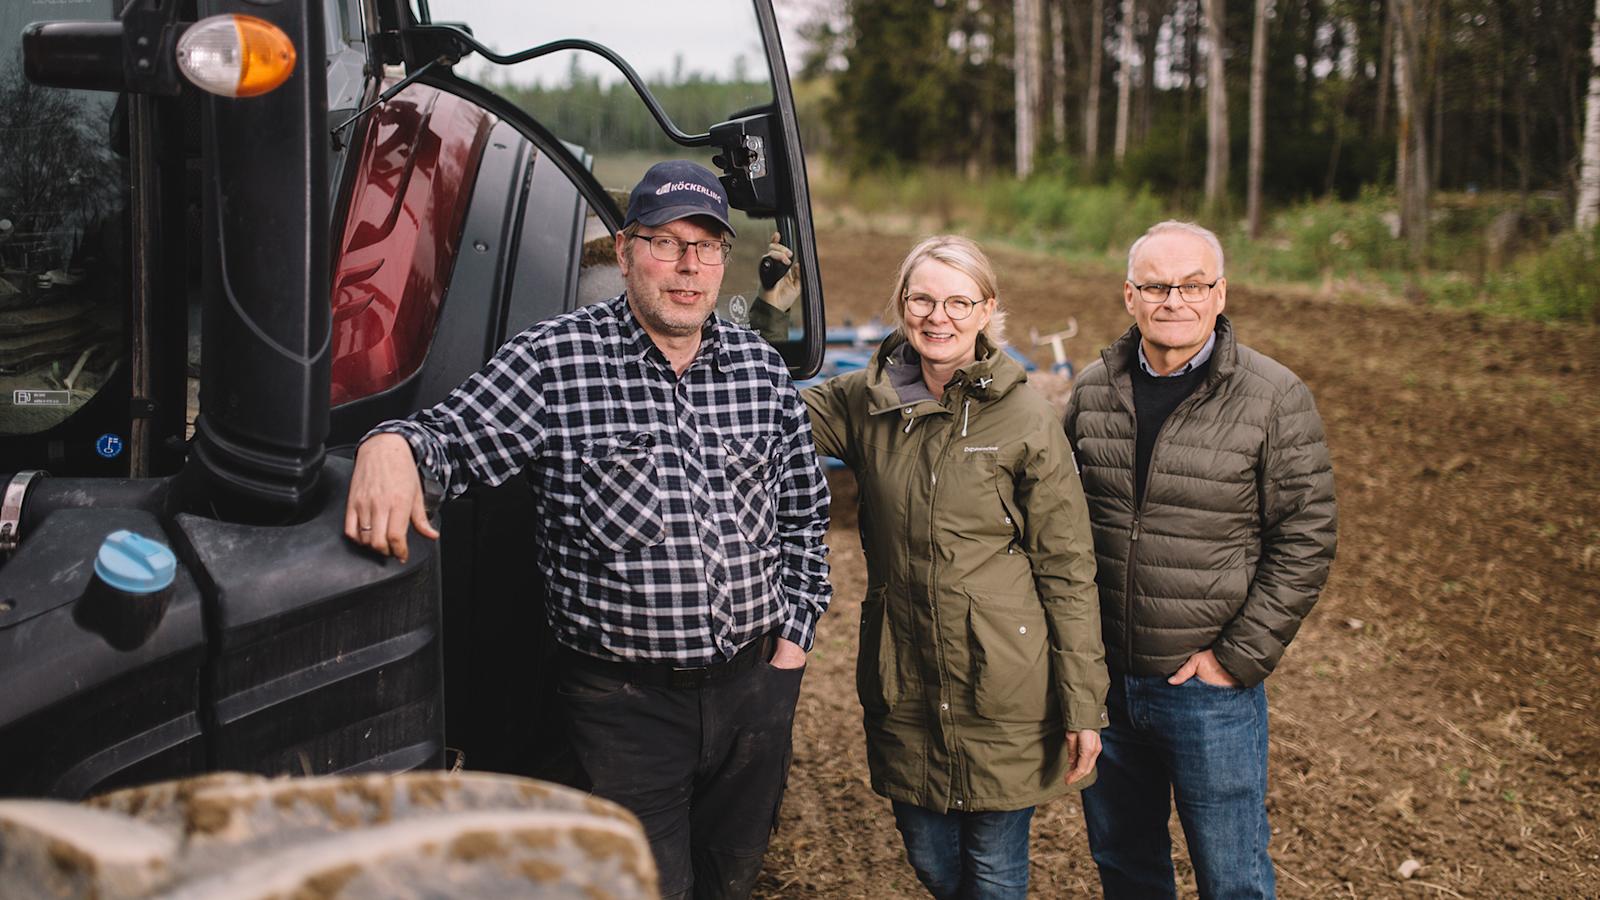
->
xmin=0 ymin=0 xmax=826 ymax=799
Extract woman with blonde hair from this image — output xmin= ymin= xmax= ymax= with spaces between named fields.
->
xmin=803 ymin=235 xmax=1108 ymax=898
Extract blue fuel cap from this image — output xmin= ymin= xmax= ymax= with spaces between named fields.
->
xmin=94 ymin=530 xmax=177 ymax=595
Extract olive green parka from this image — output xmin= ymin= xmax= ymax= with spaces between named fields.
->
xmin=804 ymin=333 xmax=1108 ymax=813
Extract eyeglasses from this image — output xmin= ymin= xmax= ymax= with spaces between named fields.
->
xmin=631 ymin=233 xmax=732 ymax=266
xmin=903 ymin=293 xmax=985 ymax=320
xmin=1130 ymin=280 xmax=1220 ymax=303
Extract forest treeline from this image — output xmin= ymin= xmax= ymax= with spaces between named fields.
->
xmin=807 ymin=0 xmax=1591 ymax=200
xmin=491 ymin=0 xmax=1600 ymax=320
xmin=803 ymin=0 xmax=1599 ymax=247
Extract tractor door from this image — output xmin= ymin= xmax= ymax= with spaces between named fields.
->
xmin=330 ymin=1 xmax=828 ymax=778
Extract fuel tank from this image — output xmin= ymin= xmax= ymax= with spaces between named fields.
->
xmin=0 ymin=457 xmax=444 ymax=799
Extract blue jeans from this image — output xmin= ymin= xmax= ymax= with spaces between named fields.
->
xmin=1082 ymin=671 xmax=1275 ymax=900
xmin=891 ymin=801 xmax=1034 ymax=900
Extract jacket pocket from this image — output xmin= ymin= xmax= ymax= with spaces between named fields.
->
xmin=967 ymin=593 xmax=1050 ymax=722
xmin=856 ymin=587 xmax=901 ymax=714
xmin=724 ymin=436 xmax=778 ymax=546
xmin=996 ymin=479 xmax=1025 ymax=550
xmin=580 ymin=434 xmax=666 ymax=553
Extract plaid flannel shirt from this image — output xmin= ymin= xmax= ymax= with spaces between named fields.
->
xmin=371 ymin=293 xmax=831 ymax=666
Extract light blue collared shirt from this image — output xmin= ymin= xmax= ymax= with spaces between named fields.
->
xmin=1138 ymin=331 xmax=1216 ymax=378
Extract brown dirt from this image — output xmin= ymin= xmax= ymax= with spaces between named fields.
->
xmin=753 ymin=228 xmax=1600 ymax=898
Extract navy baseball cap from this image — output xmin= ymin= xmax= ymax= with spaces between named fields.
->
xmin=624 ymin=160 xmax=737 ymax=237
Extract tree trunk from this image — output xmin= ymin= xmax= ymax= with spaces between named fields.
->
xmin=1392 ymin=0 xmax=1429 ymax=265
xmin=1114 ymin=0 xmax=1136 ymax=163
xmin=1246 ymin=0 xmax=1269 ymax=237
xmin=1576 ymin=0 xmax=1600 ymax=230
xmin=1051 ymin=0 xmax=1068 ymax=148
xmin=1086 ymin=0 xmax=1105 ymax=168
xmin=1136 ymin=0 xmax=1163 ymax=144
xmin=1376 ymin=0 xmax=1394 ymax=135
xmin=1202 ymin=0 xmax=1228 ymax=211
xmin=1432 ymin=64 xmax=1444 ymax=193
xmin=1015 ymin=0 xmax=1041 ymax=177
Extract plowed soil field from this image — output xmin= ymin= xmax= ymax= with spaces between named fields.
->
xmin=752 ymin=227 xmax=1600 ymax=898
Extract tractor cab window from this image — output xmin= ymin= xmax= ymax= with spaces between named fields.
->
xmin=413 ymin=0 xmax=821 ymax=374
xmin=0 ymin=1 xmax=128 ymax=437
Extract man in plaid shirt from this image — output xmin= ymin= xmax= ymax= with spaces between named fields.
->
xmin=344 ymin=160 xmax=831 ymax=899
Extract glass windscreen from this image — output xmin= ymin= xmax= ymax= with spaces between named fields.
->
xmin=414 ymin=0 xmax=802 ymax=343
xmin=0 ymin=0 xmax=129 ymax=436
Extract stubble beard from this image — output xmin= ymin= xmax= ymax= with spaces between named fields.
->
xmin=624 ymin=267 xmax=718 ymax=339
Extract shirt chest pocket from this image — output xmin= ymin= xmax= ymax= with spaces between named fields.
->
xmin=723 ymin=436 xmax=778 ymax=546
xmin=580 ymin=434 xmax=666 ymax=553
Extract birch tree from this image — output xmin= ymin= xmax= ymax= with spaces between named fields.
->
xmin=1050 ymin=0 xmax=1068 ymax=148
xmin=1086 ymin=0 xmax=1105 ymax=168
xmin=1202 ymin=0 xmax=1228 ymax=210
xmin=1576 ymin=0 xmax=1600 ymax=231
xmin=1113 ymin=0 xmax=1136 ymax=163
xmin=1016 ymin=0 xmax=1042 ymax=176
xmin=1393 ymin=0 xmax=1429 ymax=263
xmin=1246 ymin=0 xmax=1270 ymax=236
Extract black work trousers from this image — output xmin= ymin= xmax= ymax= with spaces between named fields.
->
xmin=558 ymin=646 xmax=805 ymax=900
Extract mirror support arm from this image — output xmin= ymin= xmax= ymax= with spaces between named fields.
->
xmin=401 ymin=26 xmax=711 ymax=147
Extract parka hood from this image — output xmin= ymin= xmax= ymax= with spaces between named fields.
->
xmin=865 ymin=330 xmax=1027 ymax=417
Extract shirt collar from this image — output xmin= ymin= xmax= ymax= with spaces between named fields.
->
xmin=1138 ymin=329 xmax=1216 ymax=378
xmin=615 ymin=293 xmax=732 ymax=374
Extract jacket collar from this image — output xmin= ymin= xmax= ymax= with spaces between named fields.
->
xmin=1103 ymin=314 xmax=1238 ymax=393
xmin=865 ymin=330 xmax=1025 ymax=417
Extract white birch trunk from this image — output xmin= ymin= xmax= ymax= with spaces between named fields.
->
xmin=1051 ymin=0 xmax=1068 ymax=148
xmin=1576 ymin=0 xmax=1600 ymax=231
xmin=1202 ymin=0 xmax=1228 ymax=209
xmin=1016 ymin=0 xmax=1040 ymax=177
xmin=1246 ymin=0 xmax=1270 ymax=236
xmin=1087 ymin=0 xmax=1105 ymax=167
xmin=1393 ymin=0 xmax=1429 ymax=262
xmin=1114 ymin=0 xmax=1136 ymax=163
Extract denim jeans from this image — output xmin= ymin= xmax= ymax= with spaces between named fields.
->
xmin=891 ymin=801 xmax=1034 ymax=900
xmin=1082 ymin=670 xmax=1275 ymax=900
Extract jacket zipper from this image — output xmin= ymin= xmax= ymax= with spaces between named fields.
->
xmin=927 ymin=380 xmax=969 ymax=810
xmin=1113 ymin=356 xmax=1217 ymax=671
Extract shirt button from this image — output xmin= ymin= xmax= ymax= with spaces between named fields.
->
xmin=1003 ymin=516 xmax=1012 ymax=525
xmin=1018 ymin=626 xmax=1027 ymax=635
xmin=954 ymin=799 xmax=964 ymax=808
xmin=1007 ymin=547 xmax=1015 ymax=554
xmin=940 ymin=702 xmax=949 ymax=711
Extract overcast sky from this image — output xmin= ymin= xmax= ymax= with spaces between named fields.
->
xmin=422 ymin=0 xmax=817 ymax=87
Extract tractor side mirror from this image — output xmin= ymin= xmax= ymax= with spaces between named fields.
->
xmin=710 ymin=113 xmax=785 ymax=218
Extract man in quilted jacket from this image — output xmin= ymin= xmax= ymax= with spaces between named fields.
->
xmin=1064 ymin=220 xmax=1338 ymax=899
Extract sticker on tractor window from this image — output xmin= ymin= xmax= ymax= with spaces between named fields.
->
xmin=95 ymin=433 xmax=124 ymax=459
xmin=13 ymin=390 xmax=72 ymax=406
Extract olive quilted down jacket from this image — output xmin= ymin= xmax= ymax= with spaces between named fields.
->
xmin=1063 ymin=316 xmax=1337 ymax=686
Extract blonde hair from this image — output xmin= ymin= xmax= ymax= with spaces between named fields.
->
xmin=885 ymin=235 xmax=1008 ymax=348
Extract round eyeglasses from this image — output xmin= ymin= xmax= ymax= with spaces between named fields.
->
xmin=1130 ymin=280 xmax=1220 ymax=303
xmin=631 ymin=233 xmax=732 ymax=266
xmin=903 ymin=293 xmax=985 ymax=320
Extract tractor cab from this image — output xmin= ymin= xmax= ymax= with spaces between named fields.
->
xmin=0 ymin=0 xmax=823 ymax=798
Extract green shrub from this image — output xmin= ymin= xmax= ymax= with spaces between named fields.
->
xmin=809 ymin=161 xmax=1594 ymax=324
xmin=1488 ymin=230 xmax=1600 ymax=322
